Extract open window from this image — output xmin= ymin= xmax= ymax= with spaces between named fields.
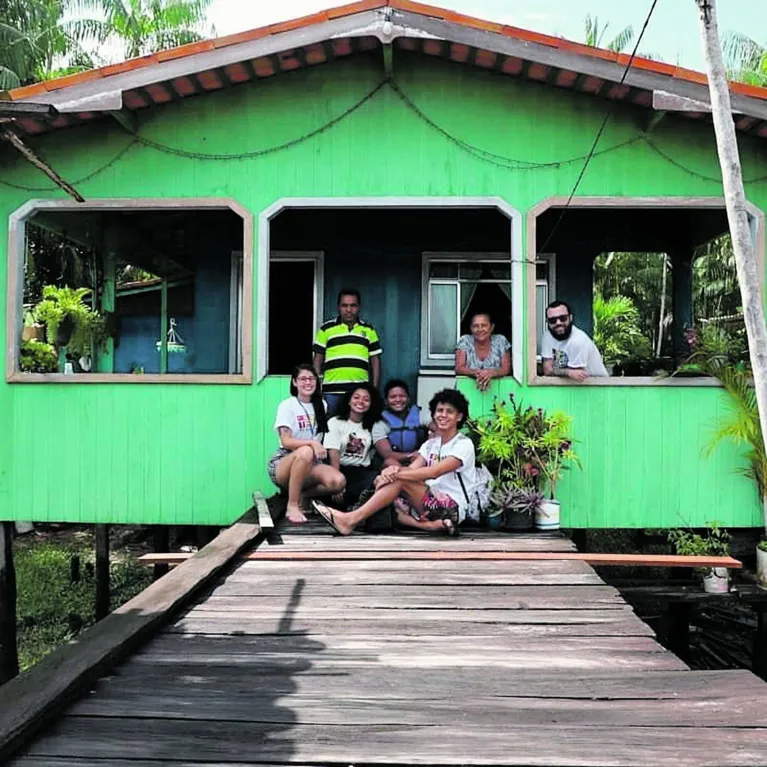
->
xmin=8 ymin=200 xmax=252 ymax=383
xmin=529 ymin=198 xmax=764 ymax=384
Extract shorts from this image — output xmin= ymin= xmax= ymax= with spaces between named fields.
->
xmin=267 ymin=448 xmax=327 ymax=485
xmin=421 ymin=489 xmax=460 ymax=525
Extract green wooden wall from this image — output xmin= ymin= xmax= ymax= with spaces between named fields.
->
xmin=0 ymin=51 xmax=765 ymax=526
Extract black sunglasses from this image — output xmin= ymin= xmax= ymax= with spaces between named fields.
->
xmin=546 ymin=314 xmax=570 ymax=325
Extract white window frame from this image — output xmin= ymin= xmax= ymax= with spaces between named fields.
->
xmin=420 ymin=252 xmax=512 ymax=367
xmin=267 ymin=251 xmax=324 ymax=373
xmin=535 ymin=252 xmax=556 ymax=356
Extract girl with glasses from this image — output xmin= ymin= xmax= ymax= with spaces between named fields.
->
xmin=268 ymin=364 xmax=345 ymax=524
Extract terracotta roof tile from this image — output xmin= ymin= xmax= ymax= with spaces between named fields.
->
xmin=6 ymin=0 xmax=767 ymax=117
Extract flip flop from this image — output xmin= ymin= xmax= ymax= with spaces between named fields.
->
xmin=311 ymin=500 xmax=347 ymax=535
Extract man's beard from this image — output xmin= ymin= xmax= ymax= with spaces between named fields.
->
xmin=553 ymin=323 xmax=573 ymax=341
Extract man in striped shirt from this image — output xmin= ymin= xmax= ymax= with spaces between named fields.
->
xmin=313 ymin=289 xmax=382 ymax=415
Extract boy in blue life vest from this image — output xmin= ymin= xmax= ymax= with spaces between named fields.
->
xmin=381 ymin=379 xmax=433 ymax=467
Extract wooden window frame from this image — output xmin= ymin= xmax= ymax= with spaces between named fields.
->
xmin=526 ymin=196 xmax=765 ymax=387
xmin=6 ymin=198 xmax=253 ymax=384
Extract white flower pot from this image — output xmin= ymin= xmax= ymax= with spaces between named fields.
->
xmin=535 ymin=499 xmax=560 ymax=531
xmin=757 ymin=547 xmax=767 ymax=590
xmin=702 ymin=567 xmax=730 ymax=594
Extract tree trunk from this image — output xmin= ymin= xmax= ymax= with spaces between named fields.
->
xmin=0 ymin=521 xmax=19 ymax=684
xmin=656 ymin=255 xmax=668 ymax=357
xmin=696 ymin=0 xmax=767 ymax=535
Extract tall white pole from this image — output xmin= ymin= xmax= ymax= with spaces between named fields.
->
xmin=696 ymin=0 xmax=767 ymax=532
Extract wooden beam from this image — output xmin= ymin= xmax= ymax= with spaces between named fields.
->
xmin=644 ymin=110 xmax=667 ymax=133
xmin=244 ymin=551 xmax=744 ymax=568
xmin=0 ymin=128 xmax=84 ymax=202
xmin=94 ymin=525 xmax=110 ymax=621
xmin=0 ymin=509 xmax=262 ymax=763
xmin=253 ymin=491 xmax=274 ymax=529
xmin=0 ymin=522 xmax=19 ymax=684
xmin=108 ymin=109 xmax=137 ymax=134
xmin=0 ymin=102 xmax=56 ymax=118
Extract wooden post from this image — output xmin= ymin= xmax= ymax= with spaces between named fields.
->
xmin=659 ymin=601 xmax=691 ymax=660
xmin=152 ymin=526 xmax=170 ymax=581
xmin=753 ymin=604 xmax=767 ymax=681
xmin=0 ymin=522 xmax=19 ymax=684
xmin=94 ymin=525 xmax=110 ymax=621
xmin=696 ymin=0 xmax=767 ymax=537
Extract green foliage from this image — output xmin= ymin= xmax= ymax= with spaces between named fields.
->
xmin=668 ymin=522 xmax=731 ymax=558
xmin=467 ymin=394 xmax=579 ymax=499
xmin=33 ymin=284 xmax=107 ymax=357
xmin=758 ymin=540 xmax=767 ymax=552
xmin=490 ymin=484 xmax=544 ymax=516
xmin=20 ymin=339 xmax=58 ymax=372
xmin=14 ymin=538 xmax=152 ymax=670
xmin=723 ymin=30 xmax=767 ymax=87
xmin=69 ymin=0 xmax=214 ymax=60
xmin=583 ymin=14 xmax=634 ymax=53
xmin=593 ymin=292 xmax=653 ymax=368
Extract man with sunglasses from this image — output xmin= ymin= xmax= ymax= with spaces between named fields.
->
xmin=541 ymin=300 xmax=608 ymax=382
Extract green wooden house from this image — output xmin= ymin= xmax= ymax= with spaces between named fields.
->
xmin=1 ymin=0 xmax=766 ymax=528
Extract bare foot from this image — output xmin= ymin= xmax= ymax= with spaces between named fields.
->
xmin=286 ymin=504 xmax=307 ymax=524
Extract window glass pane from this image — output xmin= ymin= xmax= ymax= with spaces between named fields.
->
xmin=536 ymin=263 xmax=548 ymax=281
xmin=429 ymin=283 xmax=458 ymax=356
xmin=429 ymin=262 xmax=458 ymax=279
xmin=459 ymin=263 xmax=483 ymax=281
xmin=484 ymin=263 xmax=511 ymax=281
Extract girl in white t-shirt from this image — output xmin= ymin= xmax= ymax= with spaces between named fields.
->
xmin=269 ymin=364 xmax=345 ymax=524
xmin=313 ymin=388 xmax=476 ymax=537
xmin=324 ymin=383 xmax=391 ymax=509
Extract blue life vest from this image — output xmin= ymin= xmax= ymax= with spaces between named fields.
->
xmin=383 ymin=405 xmax=427 ymax=454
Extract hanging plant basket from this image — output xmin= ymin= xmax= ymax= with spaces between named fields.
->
xmin=155 ymin=318 xmax=186 ymax=354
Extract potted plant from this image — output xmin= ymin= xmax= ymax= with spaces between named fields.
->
xmin=668 ymin=522 xmax=731 ymax=593
xmin=490 ymin=482 xmax=544 ymax=531
xmin=682 ymin=330 xmax=767 ymax=587
xmin=32 ymin=285 xmax=107 ymax=368
xmin=19 ymin=339 xmax=58 ymax=373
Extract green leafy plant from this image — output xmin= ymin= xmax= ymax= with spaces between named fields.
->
xmin=668 ymin=522 xmax=731 ymax=577
xmin=467 ymin=395 xmax=579 ymax=500
xmin=758 ymin=540 xmax=767 ymax=552
xmin=593 ymin=292 xmax=653 ymax=369
xmin=33 ymin=285 xmax=107 ymax=358
xmin=19 ymin=339 xmax=58 ymax=373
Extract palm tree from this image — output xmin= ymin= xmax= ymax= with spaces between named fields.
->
xmin=723 ymin=30 xmax=767 ymax=87
xmin=68 ymin=0 xmax=214 ymax=61
xmin=584 ymin=14 xmax=634 ymax=53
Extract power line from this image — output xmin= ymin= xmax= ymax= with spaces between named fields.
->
xmin=539 ymin=0 xmax=662 ymax=254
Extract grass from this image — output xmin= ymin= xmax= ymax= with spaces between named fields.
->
xmin=14 ymin=531 xmax=152 ymax=671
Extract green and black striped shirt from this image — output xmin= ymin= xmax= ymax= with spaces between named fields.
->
xmin=313 ymin=318 xmax=382 ymax=395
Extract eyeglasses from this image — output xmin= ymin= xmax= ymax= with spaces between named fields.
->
xmin=295 ymin=376 xmax=316 ymax=383
xmin=546 ymin=314 xmax=570 ymax=326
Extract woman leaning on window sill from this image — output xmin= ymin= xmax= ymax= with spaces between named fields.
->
xmin=454 ymin=312 xmax=511 ymax=391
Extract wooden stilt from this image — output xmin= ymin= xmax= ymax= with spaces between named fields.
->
xmin=660 ymin=602 xmax=691 ymax=660
xmin=152 ymin=526 xmax=170 ymax=581
xmin=0 ymin=522 xmax=19 ymax=684
xmin=95 ymin=525 xmax=110 ymax=621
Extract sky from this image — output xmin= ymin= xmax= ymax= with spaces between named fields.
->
xmin=206 ymin=0 xmax=767 ymax=71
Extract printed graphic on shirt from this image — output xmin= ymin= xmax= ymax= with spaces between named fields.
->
xmin=296 ymin=412 xmax=315 ymax=431
xmin=553 ymin=349 xmax=569 ymax=371
xmin=344 ymin=433 xmax=366 ymax=457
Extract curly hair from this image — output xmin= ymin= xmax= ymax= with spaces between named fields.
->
xmin=428 ymin=388 xmax=470 ymax=427
xmin=335 ymin=383 xmax=384 ymax=432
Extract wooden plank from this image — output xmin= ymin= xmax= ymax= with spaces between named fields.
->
xmin=166 ymin=617 xmax=655 ymax=637
xmin=129 ymin=635 xmax=686 ymax=671
xmin=22 ymin=718 xmax=767 ymax=765
xmin=93 ymin=664 xmax=767 ymax=700
xmin=195 ymin=586 xmax=627 ymax=610
xmin=254 ymin=491 xmax=274 ymax=529
xmin=174 ymin=606 xmax=639 ymax=624
xmin=0 ymin=510 xmax=262 ymax=764
xmin=0 ymin=521 xmax=19 ymax=684
xmin=66 ymin=688 xmax=767 ymax=728
xmin=245 ymin=551 xmax=744 ymax=567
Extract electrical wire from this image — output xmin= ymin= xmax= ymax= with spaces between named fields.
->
xmin=539 ymin=0 xmax=662 ymax=254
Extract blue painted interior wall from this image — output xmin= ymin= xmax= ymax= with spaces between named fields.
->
xmin=114 ymin=260 xmax=231 ymax=374
xmin=324 ymin=247 xmax=422 ymax=394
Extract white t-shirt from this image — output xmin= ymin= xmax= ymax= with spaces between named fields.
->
xmin=273 ymin=397 xmax=325 ymax=443
xmin=324 ymin=417 xmax=390 ymax=468
xmin=541 ymin=325 xmax=609 ymax=377
xmin=418 ymin=432 xmax=477 ymax=513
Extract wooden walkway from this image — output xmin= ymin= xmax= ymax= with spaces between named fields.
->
xmin=10 ymin=522 xmax=767 ymax=766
